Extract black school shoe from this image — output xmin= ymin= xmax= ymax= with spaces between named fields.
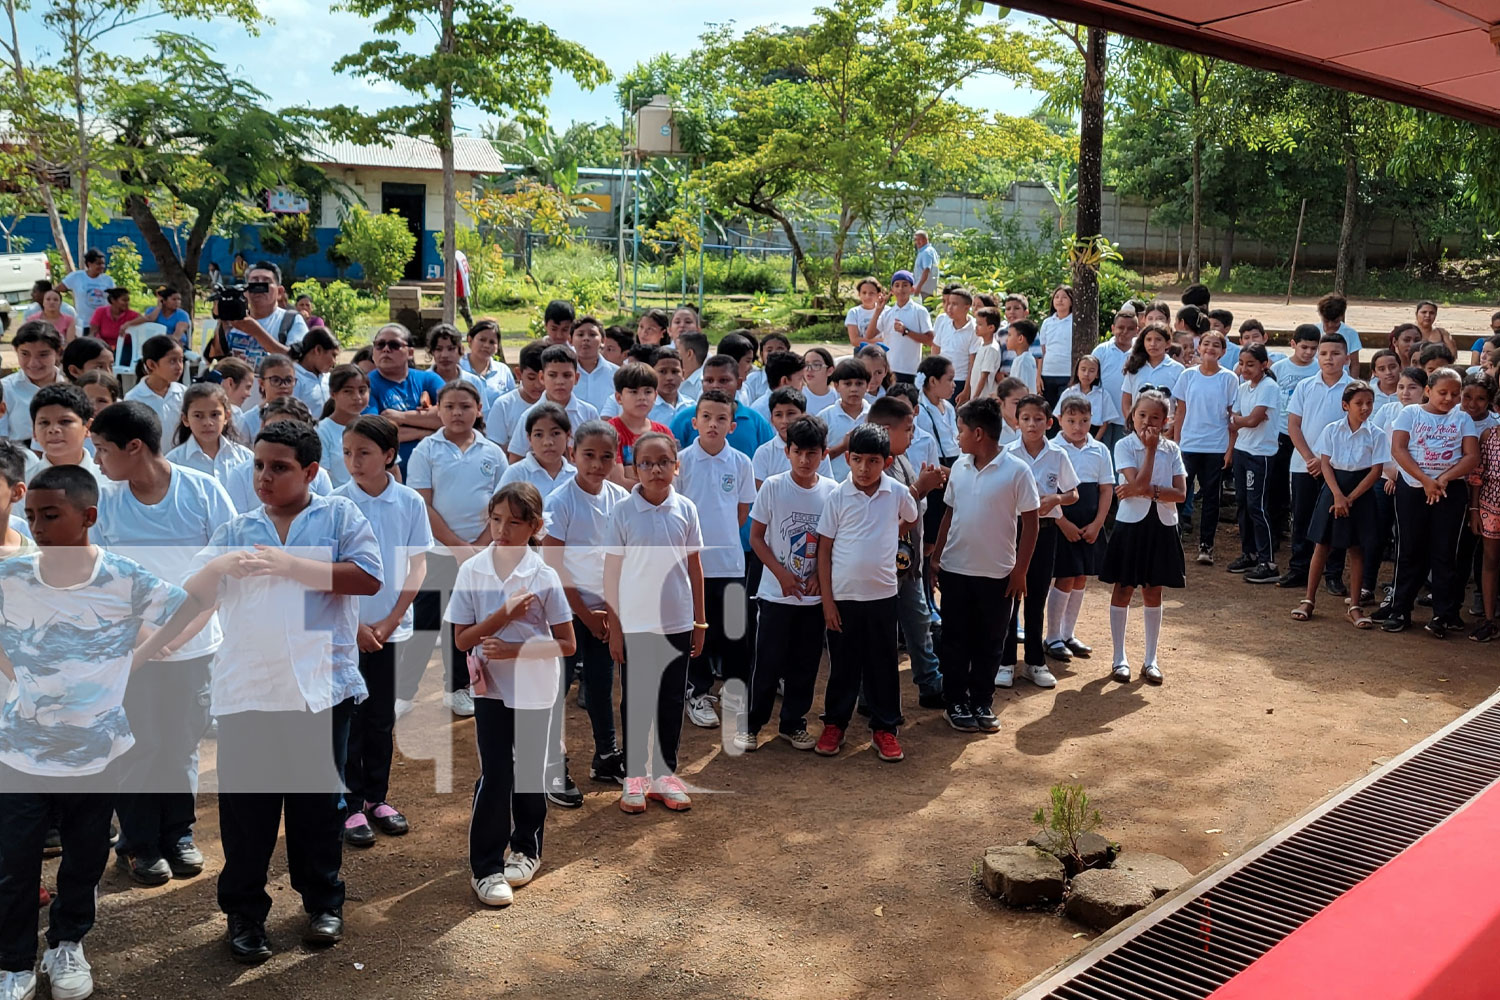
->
xmin=545 ymin=769 xmax=584 ymax=809
xmin=590 ymin=750 xmax=625 ymax=784
xmin=304 ymin=909 xmax=344 ymax=946
xmin=116 ymin=851 xmax=171 ymax=886
xmin=1043 ymin=639 xmax=1073 ymax=662
xmin=1063 ymin=638 xmax=1092 ymax=658
xmin=971 ymin=705 xmax=1001 ymax=733
xmin=945 ymin=704 xmax=978 ymax=732
xmin=1380 ymin=614 xmax=1411 ymax=633
xmin=917 ymin=690 xmax=946 ymax=710
xmin=227 ymin=915 xmax=272 ymax=964
xmin=1276 ymin=571 xmax=1308 ymax=589
xmin=1324 ymin=578 xmax=1349 ymax=599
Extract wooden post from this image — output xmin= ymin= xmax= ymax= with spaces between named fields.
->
xmin=1285 ymin=197 xmax=1307 ymax=305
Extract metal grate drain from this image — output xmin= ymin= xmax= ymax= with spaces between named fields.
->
xmin=1012 ymin=690 xmax=1500 ymax=1000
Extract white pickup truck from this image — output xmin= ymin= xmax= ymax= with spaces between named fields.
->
xmin=0 ymin=252 xmax=51 ymax=331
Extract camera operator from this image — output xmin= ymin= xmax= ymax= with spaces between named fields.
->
xmin=208 ymin=261 xmax=306 ymax=367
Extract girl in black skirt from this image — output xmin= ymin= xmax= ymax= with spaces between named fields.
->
xmin=1291 ymin=381 xmax=1383 ymax=627
xmin=1044 ymin=395 xmax=1116 ymax=662
xmin=1102 ymin=390 xmax=1187 ymax=684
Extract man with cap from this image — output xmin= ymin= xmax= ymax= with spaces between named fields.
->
xmin=870 ymin=270 xmax=933 ymax=384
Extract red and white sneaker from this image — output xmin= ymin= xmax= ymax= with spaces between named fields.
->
xmin=871 ymin=730 xmax=904 ymax=762
xmin=647 ymin=775 xmax=692 ymax=811
xmin=619 ymin=777 xmax=648 ymax=814
xmin=815 ymin=724 xmax=845 ymax=757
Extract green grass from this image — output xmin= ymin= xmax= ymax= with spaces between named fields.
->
xmin=1199 ymin=263 xmax=1500 ymax=304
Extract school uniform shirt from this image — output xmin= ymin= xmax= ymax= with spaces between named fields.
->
xmin=1054 ymin=384 xmax=1121 ymax=427
xmin=817 ymin=399 xmax=871 ymax=481
xmin=1270 ymin=357 xmax=1319 ymax=436
xmin=1371 ymin=400 xmax=1404 ymax=466
xmin=484 ymin=389 xmax=540 ymax=449
xmin=239 ymin=404 xmax=265 ymax=444
xmin=1390 ymin=405 xmax=1477 ymax=487
xmin=1063 ymin=435 xmax=1115 ymax=488
xmin=752 ymin=435 xmax=834 ymax=483
xmin=1113 ymin=434 xmax=1187 ymax=526
xmin=1039 ymin=313 xmax=1075 ymax=378
xmin=124 ymin=378 xmax=187 ymax=431
xmin=9 ymin=513 xmax=30 ymax=540
xmin=1009 ymin=350 xmax=1039 ymax=393
xmin=1172 ymin=366 xmax=1239 ymax=453
xmin=607 ymin=416 xmax=672 ymax=468
xmin=742 ymin=367 xmax=768 ymax=404
xmin=0 ymin=549 xmax=186 ymax=776
xmin=230 ymin=403 xmax=250 ymax=441
xmin=1334 ymin=322 xmax=1362 ymax=357
xmin=972 ymin=341 xmax=1002 ymax=396
xmin=193 ymin=493 xmax=380 ymax=715
xmin=817 ymin=472 xmax=919 ymax=601
xmin=845 ymin=304 xmax=876 ymax=342
xmin=1120 ymin=358 xmax=1186 ymax=403
xmin=675 ymin=440 xmax=756 ymax=578
xmin=1005 ymin=437 xmax=1081 ymax=520
xmin=917 ymin=395 xmax=959 ymax=460
xmin=444 ymin=545 xmax=570 ymax=709
xmin=407 ymin=431 xmax=509 ymax=548
xmin=605 ymin=484 xmax=702 ymax=634
xmin=1220 ymin=340 xmax=1241 ymax=370
xmin=941 ymin=451 xmax=1041 ymax=579
xmin=460 ymin=355 xmax=516 ymax=406
xmin=166 ymin=435 xmax=255 ymax=487
xmin=670 ymin=400 xmax=775 ymax=460
xmin=37 ymin=450 xmax=103 ymax=489
xmin=574 ymin=357 xmax=620 ymax=413
xmin=335 ymin=475 xmax=433 ymax=640
xmin=750 ymin=470 xmax=838 ymax=606
xmin=681 ymin=366 xmax=703 ymax=401
xmin=500 ymin=453 xmax=576 ymax=496
xmin=1314 ymin=418 xmax=1381 ymax=472
xmin=1287 ymin=372 xmax=1353 ymax=473
xmin=908 ymin=426 xmax=941 ymax=471
xmin=506 ymin=394 xmax=600 ymax=458
xmin=802 ymin=385 xmax=839 ymax=415
xmin=1473 ymin=412 xmax=1499 ymax=437
xmin=544 ymin=476 xmax=630 ymax=609
xmin=932 ymin=315 xmax=979 ymax=382
xmin=0 ymin=371 xmax=61 ymax=441
xmin=316 ymin=417 xmax=353 ymax=487
xmin=1234 ymin=377 xmax=1281 ymax=457
xmin=1372 ymin=384 xmax=1400 ymax=412
xmin=223 ymin=458 xmax=333 ymax=514
xmin=1090 ymin=340 xmax=1133 ymax=428
xmin=874 ymin=300 xmax=933 ymax=376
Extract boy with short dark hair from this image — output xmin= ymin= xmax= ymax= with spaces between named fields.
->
xmin=485 ymin=340 xmax=547 ymax=449
xmin=819 ymin=359 xmax=872 ymax=481
xmin=754 ymin=387 xmax=833 ymax=484
xmin=647 ymin=346 xmax=694 ymax=425
xmin=543 ymin=299 xmax=575 ymax=344
xmin=677 ymin=331 xmax=711 ymax=401
xmin=602 ymin=325 xmax=634 ymax=365
xmin=716 ymin=332 xmax=757 ymax=400
xmin=607 ymin=362 xmax=671 ymax=481
xmin=1006 ymin=319 xmax=1041 ymax=395
xmin=1208 ymin=308 xmax=1240 ymax=368
xmin=571 ymin=315 xmax=619 ymax=412
xmin=668 ymin=355 xmax=775 ymax=457
xmin=1317 ymin=292 xmax=1361 ymax=372
xmin=965 ymin=306 xmax=1003 ymax=402
xmin=0 ymin=440 xmax=32 ymax=551
xmin=507 ymin=344 xmax=600 ymax=462
xmin=31 ymin=383 xmax=102 ymax=485
xmin=815 ymin=423 xmax=918 ymax=762
xmin=749 ymin=350 xmax=807 ymax=423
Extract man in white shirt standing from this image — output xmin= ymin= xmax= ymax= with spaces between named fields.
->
xmin=61 ymin=249 xmax=114 ymax=329
xmin=871 ymin=270 xmax=933 ymax=384
xmin=912 ymin=231 xmax=940 ymax=300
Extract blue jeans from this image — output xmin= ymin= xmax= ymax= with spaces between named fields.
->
xmin=897 ymin=575 xmax=942 ymax=695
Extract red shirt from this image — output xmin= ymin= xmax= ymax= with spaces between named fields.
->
xmin=607 ymin=417 xmax=671 ymax=466
xmin=87 ymin=306 xmax=140 ymax=350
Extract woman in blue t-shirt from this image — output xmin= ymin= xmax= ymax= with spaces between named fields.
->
xmin=144 ymin=285 xmax=193 ymax=347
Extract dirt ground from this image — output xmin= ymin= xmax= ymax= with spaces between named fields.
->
xmin=55 ymin=519 xmax=1498 ymax=1000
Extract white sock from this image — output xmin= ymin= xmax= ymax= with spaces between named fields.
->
xmin=1044 ymin=587 xmax=1068 ymax=642
xmin=1110 ymin=605 xmax=1129 ymax=666
xmin=1062 ymin=588 xmax=1087 ymax=640
xmin=1144 ymin=605 xmax=1163 ymax=665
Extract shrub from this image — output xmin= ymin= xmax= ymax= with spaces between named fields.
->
xmin=290 ymin=278 xmax=363 ymax=345
xmin=259 ymin=213 xmax=322 ymax=282
xmin=661 ymin=254 xmax=789 ymax=295
xmin=106 ymin=237 xmax=150 ymax=302
xmin=530 ymin=242 xmax=613 ymax=287
xmin=335 ymin=206 xmax=416 ymax=294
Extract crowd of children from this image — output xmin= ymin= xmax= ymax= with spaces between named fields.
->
xmin=1 ymin=275 xmax=1500 ymax=1000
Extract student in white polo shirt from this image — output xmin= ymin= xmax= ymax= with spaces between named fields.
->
xmin=506 ymin=345 xmax=600 ymax=462
xmin=674 ymin=390 xmax=756 ymax=731
xmin=485 ymin=342 xmax=546 ymax=449
xmin=1282 ymin=333 xmax=1353 ymax=592
xmin=570 ymin=316 xmax=620 ymax=412
xmin=869 ymin=270 xmax=933 ymax=383
xmin=499 ymin=402 xmax=577 ymax=496
xmin=930 ymin=397 xmax=1039 ymax=736
xmin=90 ymin=401 xmax=236 ymax=887
xmin=814 ymin=423 xmax=919 ymax=763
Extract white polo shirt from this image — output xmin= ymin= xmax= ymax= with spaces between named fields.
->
xmin=292 ymin=365 xmax=329 ymax=415
xmin=1039 ymin=313 xmax=1075 ymax=378
xmin=1009 ymin=350 xmax=1039 ymax=393
xmin=818 ymin=399 xmax=871 ymax=482
xmin=941 ymin=451 xmax=1040 ymax=578
xmin=1113 ymin=434 xmax=1187 ymax=526
xmin=316 ymin=417 xmax=352 ymax=487
xmin=1120 ymin=358 xmax=1186 ymax=402
xmin=750 ymin=470 xmax=838 ymax=606
xmin=1091 ymin=340 xmax=1133 ymax=427
xmin=1314 ymin=417 xmax=1381 ymax=472
xmin=1287 ymin=372 xmax=1352 ymax=473
xmin=1005 ymin=437 xmax=1080 ymax=519
xmin=460 ymin=355 xmax=516 ymax=406
xmin=165 ymin=435 xmax=255 ymax=487
xmin=1172 ymin=366 xmax=1239 ymax=453
xmin=1271 ymin=357 xmax=1318 ymax=435
xmin=675 ymin=439 xmax=755 ymax=578
xmin=873 ymin=300 xmax=933 ymax=375
xmin=444 ymin=545 xmax=570 ymax=710
xmin=817 ymin=473 xmax=919 ymax=601
xmin=605 ymin=485 xmax=702 ymax=634
xmin=406 ymin=431 xmax=508 ymax=547
xmin=1391 ymin=405 xmax=1477 ymax=486
xmin=500 ymin=452 xmax=576 ymax=496
xmin=802 ymin=385 xmax=839 ymax=415
xmin=1061 ymin=435 xmax=1115 ymax=488
xmin=484 ymin=388 xmax=542 ymax=449
xmin=1054 ymin=384 xmax=1121 ymax=427
xmin=506 ymin=394 xmax=600 ymax=458
xmin=752 ymin=435 xmax=834 ymax=483
xmin=124 ymin=379 xmax=186 ymax=431
xmin=94 ymin=464 xmax=236 ymax=661
xmin=918 ymin=395 xmax=960 ymax=461
xmin=573 ymin=356 xmax=620 ymax=413
xmin=1234 ymin=378 xmax=1281 ymax=457
xmin=543 ymin=476 xmax=629 ymax=610
xmin=219 ymin=454 xmax=331 ymax=513
xmin=335 ymin=475 xmax=432 ymax=640
xmin=932 ymin=315 xmax=979 ymax=381
xmin=0 ymin=370 xmax=61 ymax=442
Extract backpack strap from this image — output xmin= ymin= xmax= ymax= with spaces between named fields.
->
xmin=277 ymin=311 xmax=297 ymax=343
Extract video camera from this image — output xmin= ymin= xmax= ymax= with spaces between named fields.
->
xmin=209 ymin=281 xmax=271 ymax=322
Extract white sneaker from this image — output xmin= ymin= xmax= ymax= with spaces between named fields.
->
xmin=994 ymin=664 xmax=1015 ymax=688
xmin=1023 ymin=662 xmax=1057 ymax=689
xmin=445 ymin=688 xmax=476 ymax=717
xmin=0 ymin=971 xmax=36 ymax=1000
xmin=686 ymin=694 xmax=719 ymax=729
xmin=41 ymin=942 xmax=91 ymax=1000
xmin=471 ymin=873 xmax=513 ymax=907
xmin=394 ymin=698 xmax=414 ymax=719
xmin=503 ymin=853 xmax=540 ymax=888
xmin=732 ymin=731 xmax=758 ymax=753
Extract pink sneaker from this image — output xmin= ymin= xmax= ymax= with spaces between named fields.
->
xmin=647 ymin=775 xmax=692 ymax=811
xmin=619 ymin=777 xmax=647 ymax=814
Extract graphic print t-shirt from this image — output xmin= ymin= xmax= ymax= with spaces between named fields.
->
xmin=749 ymin=471 xmax=838 ymax=606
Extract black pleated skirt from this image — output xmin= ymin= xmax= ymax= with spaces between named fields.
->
xmin=1054 ymin=481 xmax=1103 ymax=578
xmin=1307 ymin=467 xmax=1380 ymax=552
xmin=1100 ymin=504 xmax=1186 ymax=588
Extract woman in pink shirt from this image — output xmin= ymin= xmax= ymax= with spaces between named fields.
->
xmin=87 ymin=287 xmax=146 ymax=353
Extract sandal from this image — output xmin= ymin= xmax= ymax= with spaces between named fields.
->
xmin=1347 ymin=606 xmax=1374 ymax=630
xmin=1291 ymin=599 xmax=1314 ymax=621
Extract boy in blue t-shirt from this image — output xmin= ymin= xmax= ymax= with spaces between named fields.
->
xmin=0 ymin=465 xmax=206 ymax=1000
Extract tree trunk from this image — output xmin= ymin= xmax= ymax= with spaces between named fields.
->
xmin=1219 ymin=218 xmax=1236 ymax=281
xmin=3 ymin=0 xmax=73 ymax=272
xmin=1189 ymin=134 xmax=1202 ymax=282
xmin=828 ymin=206 xmax=855 ymax=303
xmin=439 ymin=0 xmax=457 ymax=326
xmin=71 ymin=46 xmax=89 ymax=259
xmin=1333 ymin=97 xmax=1358 ymax=295
xmin=1071 ymin=27 xmax=1107 ymax=364
xmin=124 ymin=192 xmax=211 ymax=314
xmin=742 ymin=197 xmax=816 ymax=293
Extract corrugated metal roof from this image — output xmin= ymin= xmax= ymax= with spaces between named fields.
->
xmin=307 ymin=133 xmax=506 ymax=174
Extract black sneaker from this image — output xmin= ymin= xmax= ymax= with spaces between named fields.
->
xmin=590 ymin=750 xmax=625 ymax=784
xmin=971 ymin=705 xmax=1001 ymax=733
xmin=1416 ymin=592 xmax=1434 ymax=607
xmin=1276 ymin=571 xmax=1308 ymax=589
xmin=1196 ymin=544 xmax=1214 ymax=565
xmin=546 ymin=770 xmax=584 ymax=809
xmin=917 ymin=690 xmax=946 ymax=710
xmin=1323 ymin=578 xmax=1349 ymax=599
xmin=1369 ymin=603 xmax=1394 ymax=622
xmin=945 ymin=703 xmax=978 ymax=732
xmin=1469 ymin=619 xmax=1499 ymax=643
xmin=1226 ymin=555 xmax=1256 ymax=573
xmin=1380 ymin=614 xmax=1411 ymax=633
xmin=116 ymin=850 xmax=171 ymax=886
xmin=1245 ymin=563 xmax=1280 ymax=584
xmin=163 ymin=840 xmax=205 ymax=878
xmin=1043 ymin=639 xmax=1073 ymax=661
xmin=1425 ymin=618 xmax=1449 ymax=639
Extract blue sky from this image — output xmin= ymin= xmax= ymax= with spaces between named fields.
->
xmin=12 ymin=0 xmax=1042 ymax=135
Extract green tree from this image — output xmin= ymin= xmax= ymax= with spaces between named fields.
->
xmin=335 ymin=205 xmax=417 ymax=294
xmin=325 ymin=0 xmax=607 ymax=324
xmin=259 ymin=211 xmax=323 ymax=282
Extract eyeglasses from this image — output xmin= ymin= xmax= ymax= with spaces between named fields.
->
xmin=637 ymin=459 xmax=674 ymax=471
xmin=804 ymin=362 xmax=828 ymax=371
xmin=373 ymin=340 xmax=407 ymax=351
xmin=1137 ymin=384 xmax=1172 ymax=398
xmin=265 ymin=375 xmax=296 ymax=388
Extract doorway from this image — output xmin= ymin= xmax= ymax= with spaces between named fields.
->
xmin=380 ymin=182 xmax=426 ymax=281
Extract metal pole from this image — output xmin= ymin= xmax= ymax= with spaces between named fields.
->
xmin=697 ymin=196 xmax=705 ymax=313
xmin=1286 ymin=197 xmax=1307 ymax=305
xmin=617 ymin=94 xmax=629 ymax=310
xmin=631 ymin=152 xmax=641 ymax=312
